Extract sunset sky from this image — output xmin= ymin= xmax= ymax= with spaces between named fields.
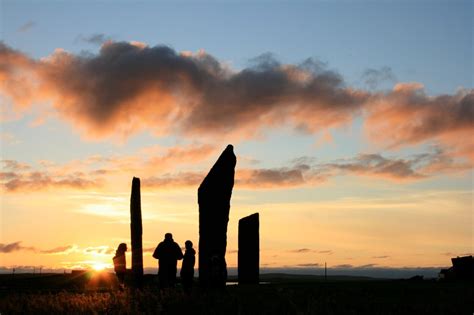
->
xmin=0 ymin=0 xmax=472 ymax=275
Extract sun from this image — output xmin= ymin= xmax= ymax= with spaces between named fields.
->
xmin=91 ymin=262 xmax=108 ymax=271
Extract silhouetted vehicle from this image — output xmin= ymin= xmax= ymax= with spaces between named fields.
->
xmin=113 ymin=243 xmax=127 ymax=288
xmin=153 ymin=233 xmax=183 ymax=289
xmin=180 ymin=240 xmax=196 ymax=294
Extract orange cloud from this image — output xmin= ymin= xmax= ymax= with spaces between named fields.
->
xmin=0 ymin=241 xmax=35 ymax=253
xmin=0 ymin=143 xmax=216 ymax=193
xmin=0 ymin=41 xmax=368 ymax=141
xmin=0 ymin=171 xmax=99 ymax=192
xmin=1 ymin=40 xmax=472 ymax=164
xmin=2 ymin=146 xmax=468 ymax=193
xmin=365 ymin=84 xmax=474 ymax=161
xmin=143 ymin=148 xmax=467 ymax=190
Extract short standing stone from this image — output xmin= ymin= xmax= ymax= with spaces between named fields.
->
xmin=238 ymin=213 xmax=259 ymax=284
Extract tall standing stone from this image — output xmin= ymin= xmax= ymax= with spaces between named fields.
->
xmin=198 ymin=144 xmax=236 ymax=288
xmin=130 ymin=177 xmax=143 ymax=288
xmin=238 ymin=213 xmax=259 ymax=284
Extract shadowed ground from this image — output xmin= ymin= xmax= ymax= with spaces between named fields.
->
xmin=0 ymin=273 xmax=472 ymax=314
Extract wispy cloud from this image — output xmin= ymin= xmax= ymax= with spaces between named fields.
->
xmin=0 ymin=132 xmax=21 ymax=145
xmin=0 ymin=170 xmax=100 ymax=192
xmin=0 ymin=143 xmax=217 ymax=193
xmin=82 ymin=246 xmax=114 ymax=256
xmin=144 ymin=147 xmax=470 ymax=190
xmin=288 ymin=249 xmax=333 ymax=254
xmin=289 ymin=248 xmax=312 ymax=253
xmin=76 ymin=33 xmax=112 ymax=45
xmin=40 ymin=245 xmax=77 ymax=255
xmin=0 ymin=241 xmax=117 ymax=256
xmin=2 ymin=144 xmax=467 ymax=193
xmin=17 ymin=21 xmax=36 ymax=33
xmin=361 ymin=66 xmax=397 ymax=90
xmin=0 ymin=241 xmax=35 ymax=253
xmin=296 ymin=263 xmax=321 ymax=267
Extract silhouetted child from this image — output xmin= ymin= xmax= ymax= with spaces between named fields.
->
xmin=180 ymin=240 xmax=196 ymax=295
xmin=113 ymin=243 xmax=127 ymax=289
xmin=153 ymin=233 xmax=183 ymax=290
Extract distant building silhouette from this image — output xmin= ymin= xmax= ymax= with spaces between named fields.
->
xmin=439 ymin=255 xmax=473 ymax=281
xmin=238 ymin=213 xmax=259 ymax=285
xmin=198 ymin=144 xmax=236 ymax=288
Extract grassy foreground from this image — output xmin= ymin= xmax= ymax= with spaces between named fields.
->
xmin=0 ymin=273 xmax=472 ymax=314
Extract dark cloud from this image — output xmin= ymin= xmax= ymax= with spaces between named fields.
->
xmin=0 ymin=41 xmax=367 ymax=140
xmin=362 ymin=66 xmax=396 ymax=89
xmin=17 ymin=21 xmax=36 ymax=33
xmin=143 ymin=171 xmax=204 ymax=189
xmin=331 ymin=264 xmax=378 ymax=269
xmin=358 ymin=264 xmax=378 ymax=268
xmin=318 ymin=250 xmax=333 ymax=254
xmin=237 ymin=165 xmax=311 ymax=188
xmin=0 ymin=241 xmax=35 ymax=253
xmin=372 ymin=255 xmax=390 ymax=259
xmin=296 ymin=263 xmax=321 ymax=267
xmin=289 ymin=248 xmax=312 ymax=253
xmin=142 ymin=147 xmax=468 ymax=190
xmin=1 ymin=41 xmax=472 ymax=161
xmin=77 ymin=33 xmax=112 ymax=45
xmin=40 ymin=245 xmax=75 ymax=254
xmin=333 ymin=264 xmax=353 ymax=268
xmin=2 ymin=171 xmax=99 ymax=192
xmin=324 ymin=153 xmax=425 ymax=181
xmin=2 ymin=145 xmax=468 ymax=193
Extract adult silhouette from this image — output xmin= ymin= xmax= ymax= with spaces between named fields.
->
xmin=112 ymin=243 xmax=127 ymax=289
xmin=180 ymin=240 xmax=196 ymax=294
xmin=153 ymin=233 xmax=183 ymax=289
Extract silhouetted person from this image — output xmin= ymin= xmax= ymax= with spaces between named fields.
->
xmin=113 ymin=243 xmax=127 ymax=289
xmin=180 ymin=240 xmax=196 ymax=294
xmin=153 ymin=233 xmax=183 ymax=290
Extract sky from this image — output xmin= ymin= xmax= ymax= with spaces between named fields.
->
xmin=0 ymin=0 xmax=472 ymax=275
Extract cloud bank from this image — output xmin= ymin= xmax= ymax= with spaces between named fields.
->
xmin=1 ymin=40 xmax=471 ymax=161
xmin=1 ymin=146 xmax=469 ymax=192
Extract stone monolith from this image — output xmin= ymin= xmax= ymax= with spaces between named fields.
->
xmin=198 ymin=144 xmax=236 ymax=288
xmin=130 ymin=177 xmax=143 ymax=288
xmin=238 ymin=213 xmax=259 ymax=284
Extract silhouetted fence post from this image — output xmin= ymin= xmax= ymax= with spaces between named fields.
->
xmin=238 ymin=213 xmax=259 ymax=285
xmin=130 ymin=177 xmax=143 ymax=289
xmin=198 ymin=144 xmax=236 ymax=289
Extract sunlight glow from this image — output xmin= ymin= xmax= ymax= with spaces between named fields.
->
xmin=91 ymin=262 xmax=109 ymax=271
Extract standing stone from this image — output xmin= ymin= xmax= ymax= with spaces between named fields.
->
xmin=198 ymin=144 xmax=236 ymax=288
xmin=130 ymin=177 xmax=143 ymax=288
xmin=238 ymin=213 xmax=259 ymax=284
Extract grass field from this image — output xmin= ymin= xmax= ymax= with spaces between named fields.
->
xmin=0 ymin=273 xmax=472 ymax=314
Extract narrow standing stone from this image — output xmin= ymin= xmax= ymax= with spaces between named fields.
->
xmin=238 ymin=213 xmax=259 ymax=284
xmin=198 ymin=144 xmax=236 ymax=288
xmin=130 ymin=177 xmax=143 ymax=288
